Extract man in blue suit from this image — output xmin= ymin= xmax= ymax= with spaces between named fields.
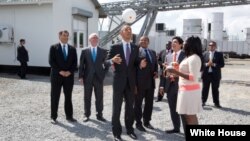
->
xmin=79 ymin=33 xmax=109 ymax=122
xmin=202 ymin=41 xmax=225 ymax=108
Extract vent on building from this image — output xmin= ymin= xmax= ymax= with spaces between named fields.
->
xmin=156 ymin=23 xmax=165 ymax=32
xmin=0 ymin=26 xmax=14 ymax=43
xmin=166 ymin=29 xmax=176 ymax=36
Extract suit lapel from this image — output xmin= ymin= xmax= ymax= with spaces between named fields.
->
xmin=128 ymin=43 xmax=136 ymax=65
xmin=87 ymin=47 xmax=94 ymax=63
xmin=95 ymin=47 xmax=101 ymax=63
xmin=57 ymin=43 xmax=65 ymax=61
xmin=119 ymin=43 xmax=126 ymax=63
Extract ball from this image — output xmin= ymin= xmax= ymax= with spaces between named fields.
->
xmin=122 ymin=8 xmax=136 ymax=23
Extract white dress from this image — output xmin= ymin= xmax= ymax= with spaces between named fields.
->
xmin=176 ymin=54 xmax=202 ymax=115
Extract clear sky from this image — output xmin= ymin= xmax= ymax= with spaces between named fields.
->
xmin=98 ymin=0 xmax=250 ymax=40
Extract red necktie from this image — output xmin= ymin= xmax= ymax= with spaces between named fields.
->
xmin=173 ymin=52 xmax=177 ymax=62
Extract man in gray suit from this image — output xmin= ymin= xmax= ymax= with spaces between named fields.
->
xmin=79 ymin=33 xmax=109 ymax=122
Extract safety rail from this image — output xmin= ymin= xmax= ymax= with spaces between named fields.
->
xmin=0 ymin=0 xmax=52 ymax=5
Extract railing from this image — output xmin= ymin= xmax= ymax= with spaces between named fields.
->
xmin=0 ymin=0 xmax=52 ymax=5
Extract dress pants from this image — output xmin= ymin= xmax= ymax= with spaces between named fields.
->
xmin=112 ymin=79 xmax=134 ymax=137
xmin=202 ymin=73 xmax=221 ymax=105
xmin=134 ymin=88 xmax=154 ymax=125
xmin=167 ymin=80 xmax=180 ymax=131
xmin=84 ymin=75 xmax=104 ymax=118
xmin=50 ymin=75 xmax=74 ymax=119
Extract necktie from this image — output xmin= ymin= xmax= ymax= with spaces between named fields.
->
xmin=209 ymin=52 xmax=213 ymax=72
xmin=209 ymin=51 xmax=213 ymax=61
xmin=92 ymin=48 xmax=96 ymax=62
xmin=173 ymin=52 xmax=177 ymax=62
xmin=126 ymin=43 xmax=130 ymax=65
xmin=145 ymin=49 xmax=151 ymax=63
xmin=63 ymin=44 xmax=67 ymax=61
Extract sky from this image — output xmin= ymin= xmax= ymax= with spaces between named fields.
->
xmin=98 ymin=0 xmax=250 ymax=40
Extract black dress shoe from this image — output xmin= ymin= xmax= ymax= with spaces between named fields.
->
xmin=155 ymin=99 xmax=162 ymax=102
xmin=165 ymin=129 xmax=180 ymax=134
xmin=127 ymin=132 xmax=137 ymax=140
xmin=136 ymin=124 xmax=146 ymax=132
xmin=214 ymin=104 xmax=222 ymax=108
xmin=83 ymin=117 xmax=89 ymax=122
xmin=51 ymin=118 xmax=57 ymax=124
xmin=144 ymin=123 xmax=154 ymax=130
xmin=66 ymin=117 xmax=77 ymax=122
xmin=97 ymin=116 xmax=107 ymax=122
xmin=114 ymin=135 xmax=122 ymax=141
xmin=202 ymin=103 xmax=206 ymax=107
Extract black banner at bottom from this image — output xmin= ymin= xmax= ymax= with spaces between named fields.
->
xmin=186 ymin=125 xmax=249 ymax=141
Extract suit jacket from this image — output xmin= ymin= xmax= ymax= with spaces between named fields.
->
xmin=108 ymin=42 xmax=139 ymax=92
xmin=136 ymin=47 xmax=158 ymax=89
xmin=17 ymin=46 xmax=29 ymax=62
xmin=49 ymin=43 xmax=77 ymax=77
xmin=202 ymin=51 xmax=224 ymax=80
xmin=79 ymin=47 xmax=109 ymax=82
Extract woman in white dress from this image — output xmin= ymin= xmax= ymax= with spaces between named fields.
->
xmin=166 ymin=36 xmax=203 ymax=132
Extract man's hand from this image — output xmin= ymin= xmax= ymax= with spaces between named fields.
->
xmin=153 ymin=72 xmax=158 ymax=79
xmin=59 ymin=71 xmax=71 ymax=77
xmin=59 ymin=71 xmax=66 ymax=77
xmin=134 ymin=86 xmax=138 ymax=95
xmin=79 ymin=78 xmax=84 ymax=85
xmin=112 ymin=54 xmax=122 ymax=64
xmin=65 ymin=71 xmax=71 ymax=77
xmin=207 ymin=60 xmax=213 ymax=67
xmin=140 ymin=58 xmax=147 ymax=69
xmin=159 ymin=87 xmax=164 ymax=96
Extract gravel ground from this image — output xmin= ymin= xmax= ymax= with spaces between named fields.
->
xmin=0 ymin=58 xmax=249 ymax=141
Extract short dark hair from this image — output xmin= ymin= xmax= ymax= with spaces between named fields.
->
xmin=172 ymin=36 xmax=184 ymax=45
xmin=20 ymin=39 xmax=25 ymax=43
xmin=209 ymin=40 xmax=217 ymax=47
xmin=184 ymin=36 xmax=203 ymax=70
xmin=59 ymin=30 xmax=69 ymax=36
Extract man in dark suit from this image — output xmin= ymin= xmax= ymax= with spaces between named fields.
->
xmin=49 ymin=30 xmax=77 ymax=123
xmin=79 ymin=33 xmax=109 ymax=122
xmin=202 ymin=41 xmax=225 ymax=108
xmin=17 ymin=39 xmax=29 ymax=79
xmin=161 ymin=36 xmax=185 ymax=134
xmin=108 ymin=24 xmax=146 ymax=141
xmin=156 ymin=41 xmax=172 ymax=102
xmin=134 ymin=36 xmax=158 ymax=132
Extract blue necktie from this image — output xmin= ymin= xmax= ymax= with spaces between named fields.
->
xmin=63 ymin=45 xmax=67 ymax=61
xmin=92 ymin=48 xmax=96 ymax=62
xmin=145 ymin=49 xmax=151 ymax=63
xmin=126 ymin=43 xmax=130 ymax=65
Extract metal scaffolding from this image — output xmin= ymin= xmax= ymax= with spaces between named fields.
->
xmin=99 ymin=0 xmax=250 ymax=47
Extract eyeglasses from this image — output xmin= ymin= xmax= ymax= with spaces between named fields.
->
xmin=208 ymin=44 xmax=214 ymax=46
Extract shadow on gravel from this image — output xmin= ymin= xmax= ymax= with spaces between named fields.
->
xmin=55 ymin=121 xmax=113 ymax=140
xmin=0 ymin=73 xmax=114 ymax=86
xmin=203 ymin=105 xmax=250 ymax=116
xmin=218 ymin=107 xmax=250 ymax=116
xmin=141 ymin=128 xmax=185 ymax=141
xmin=221 ymin=80 xmax=250 ymax=87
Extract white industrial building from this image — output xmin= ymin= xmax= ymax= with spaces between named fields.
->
xmin=153 ymin=12 xmax=250 ymax=56
xmin=0 ymin=0 xmax=106 ymax=73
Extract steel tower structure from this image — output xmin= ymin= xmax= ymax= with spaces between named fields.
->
xmin=99 ymin=0 xmax=250 ymax=47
